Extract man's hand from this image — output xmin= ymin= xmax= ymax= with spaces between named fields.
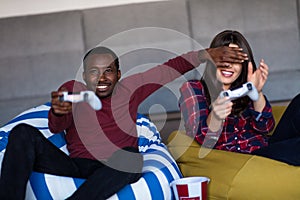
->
xmin=51 ymin=89 xmax=72 ymax=115
xmin=202 ymin=46 xmax=248 ymax=66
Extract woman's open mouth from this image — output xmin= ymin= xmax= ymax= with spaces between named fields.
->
xmin=221 ymin=70 xmax=233 ymax=77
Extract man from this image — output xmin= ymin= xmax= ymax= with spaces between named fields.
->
xmin=0 ymin=46 xmax=247 ymax=199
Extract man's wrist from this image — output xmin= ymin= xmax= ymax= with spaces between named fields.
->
xmin=198 ymin=49 xmax=209 ymax=63
xmin=51 ymin=108 xmax=64 ymax=117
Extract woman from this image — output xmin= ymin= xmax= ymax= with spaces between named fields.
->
xmin=179 ymin=30 xmax=300 ymax=166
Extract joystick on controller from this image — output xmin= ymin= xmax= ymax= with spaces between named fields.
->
xmin=59 ymin=91 xmax=102 ymax=110
xmin=219 ymin=82 xmax=259 ymax=101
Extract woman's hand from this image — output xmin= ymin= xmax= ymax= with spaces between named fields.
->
xmin=247 ymin=59 xmax=269 ymax=93
xmin=247 ymin=60 xmax=268 ymax=112
xmin=207 ymin=96 xmax=233 ymax=132
xmin=211 ymin=96 xmax=233 ymax=120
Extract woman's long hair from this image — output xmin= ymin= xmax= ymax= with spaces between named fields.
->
xmin=202 ymin=30 xmax=257 ymax=116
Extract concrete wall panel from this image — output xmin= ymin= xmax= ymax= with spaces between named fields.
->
xmin=0 ymin=11 xmax=85 ymax=125
xmin=188 ymin=0 xmax=300 ymax=70
xmin=82 ymin=1 xmax=190 ymax=50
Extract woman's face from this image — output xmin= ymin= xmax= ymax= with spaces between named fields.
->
xmin=216 ymin=43 xmax=243 ymax=90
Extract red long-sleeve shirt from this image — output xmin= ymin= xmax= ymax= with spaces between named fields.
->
xmin=49 ymin=51 xmax=201 ymax=160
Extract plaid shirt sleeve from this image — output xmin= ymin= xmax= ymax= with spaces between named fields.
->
xmin=179 ymin=80 xmax=210 ymax=143
xmin=247 ymin=96 xmax=275 ymax=134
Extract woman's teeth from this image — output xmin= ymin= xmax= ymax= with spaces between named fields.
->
xmin=222 ymin=71 xmax=233 ymax=76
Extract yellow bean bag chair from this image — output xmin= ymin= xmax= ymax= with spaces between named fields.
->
xmin=167 ymin=106 xmax=300 ymax=199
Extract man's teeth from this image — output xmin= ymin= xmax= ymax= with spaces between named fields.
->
xmin=97 ymin=85 xmax=108 ymax=89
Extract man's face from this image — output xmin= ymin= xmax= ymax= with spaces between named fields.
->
xmin=83 ymin=53 xmax=121 ymax=99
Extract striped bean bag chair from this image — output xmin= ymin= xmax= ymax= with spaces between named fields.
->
xmin=0 ymin=103 xmax=182 ymax=200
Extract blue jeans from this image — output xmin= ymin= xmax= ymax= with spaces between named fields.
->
xmin=0 ymin=123 xmax=142 ymax=200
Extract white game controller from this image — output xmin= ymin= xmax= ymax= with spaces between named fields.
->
xmin=219 ymin=82 xmax=259 ymax=101
xmin=59 ymin=91 xmax=102 ymax=110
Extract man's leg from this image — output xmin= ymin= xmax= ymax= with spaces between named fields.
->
xmin=67 ymin=147 xmax=143 ymax=200
xmin=0 ymin=123 xmax=80 ymax=200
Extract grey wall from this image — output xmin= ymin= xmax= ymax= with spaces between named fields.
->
xmin=1 ymin=0 xmax=300 ymax=128
xmin=0 ymin=11 xmax=85 ymax=125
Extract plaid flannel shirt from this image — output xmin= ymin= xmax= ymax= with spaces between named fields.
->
xmin=179 ymin=80 xmax=275 ymax=153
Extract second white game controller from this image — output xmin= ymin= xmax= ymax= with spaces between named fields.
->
xmin=219 ymin=82 xmax=259 ymax=101
xmin=59 ymin=91 xmax=102 ymax=110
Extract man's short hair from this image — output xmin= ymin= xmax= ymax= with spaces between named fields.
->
xmin=83 ymin=46 xmax=119 ymax=71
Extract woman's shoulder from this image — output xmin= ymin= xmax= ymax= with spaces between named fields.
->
xmin=181 ymin=79 xmax=205 ymax=90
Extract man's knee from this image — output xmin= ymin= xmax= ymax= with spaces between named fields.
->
xmin=9 ymin=123 xmax=39 ymax=142
xmin=107 ymin=147 xmax=143 ymax=173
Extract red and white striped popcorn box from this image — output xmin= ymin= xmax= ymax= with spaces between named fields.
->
xmin=170 ymin=177 xmax=210 ymax=200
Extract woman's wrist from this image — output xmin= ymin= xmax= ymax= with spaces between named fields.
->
xmin=253 ymin=92 xmax=266 ymax=112
xmin=258 ymin=91 xmax=264 ymax=100
xmin=208 ymin=111 xmax=224 ymax=132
